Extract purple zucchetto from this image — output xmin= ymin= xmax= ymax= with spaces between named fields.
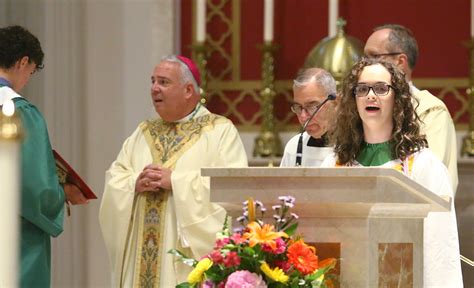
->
xmin=176 ymin=55 xmax=201 ymax=87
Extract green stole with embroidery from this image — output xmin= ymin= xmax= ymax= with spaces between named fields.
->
xmin=122 ymin=112 xmax=222 ymax=288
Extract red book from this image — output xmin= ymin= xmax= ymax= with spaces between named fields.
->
xmin=53 ymin=150 xmax=97 ymax=199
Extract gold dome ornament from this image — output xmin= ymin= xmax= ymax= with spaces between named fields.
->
xmin=304 ymin=18 xmax=363 ymax=86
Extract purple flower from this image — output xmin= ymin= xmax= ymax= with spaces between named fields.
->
xmin=202 ymin=280 xmax=215 ymax=288
xmin=283 ymin=201 xmax=294 ymax=208
xmin=272 ymin=205 xmax=281 ymax=210
xmin=279 ymin=195 xmax=296 ymax=205
xmin=225 ymin=271 xmax=267 ymax=288
xmin=233 ymin=227 xmax=244 ymax=234
xmin=291 ymin=213 xmax=299 ymax=219
xmin=236 ymin=216 xmax=246 ymax=223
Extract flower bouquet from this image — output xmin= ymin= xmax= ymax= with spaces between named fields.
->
xmin=169 ymin=196 xmax=337 ymax=288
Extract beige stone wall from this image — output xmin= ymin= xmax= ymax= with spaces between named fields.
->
xmin=456 ymin=158 xmax=474 ymax=287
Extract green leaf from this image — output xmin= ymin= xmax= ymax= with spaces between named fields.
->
xmin=305 ymin=269 xmax=325 ymax=282
xmin=168 ymin=249 xmax=197 ymax=267
xmin=283 ymin=222 xmax=299 ymax=236
xmin=306 ymin=264 xmax=337 ymax=287
xmin=175 ymin=282 xmax=194 ymax=288
xmin=243 ymin=246 xmax=256 ymax=256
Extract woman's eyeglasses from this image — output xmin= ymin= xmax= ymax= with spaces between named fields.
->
xmin=353 ymin=83 xmax=394 ymax=97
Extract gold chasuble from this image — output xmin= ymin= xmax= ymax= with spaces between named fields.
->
xmin=132 ymin=114 xmax=221 ymax=287
xmin=99 ymin=106 xmax=248 ymax=288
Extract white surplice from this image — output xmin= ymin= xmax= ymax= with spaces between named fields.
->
xmin=322 ymin=149 xmax=463 ymax=287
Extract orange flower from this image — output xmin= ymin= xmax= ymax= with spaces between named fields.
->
xmin=243 ymin=221 xmax=288 ymax=250
xmin=287 ymin=240 xmax=318 ymax=275
xmin=319 ymin=257 xmax=337 ymax=269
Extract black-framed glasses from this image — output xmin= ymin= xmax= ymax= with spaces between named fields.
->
xmin=366 ymin=52 xmax=403 ymax=59
xmin=353 ymin=83 xmax=394 ymax=97
xmin=290 ymin=102 xmax=320 ymax=115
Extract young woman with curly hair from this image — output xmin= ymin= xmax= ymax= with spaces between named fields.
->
xmin=322 ymin=58 xmax=462 ymax=286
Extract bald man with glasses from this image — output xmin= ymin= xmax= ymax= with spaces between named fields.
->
xmin=364 ymin=24 xmax=458 ymax=194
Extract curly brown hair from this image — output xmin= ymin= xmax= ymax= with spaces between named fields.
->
xmin=0 ymin=25 xmax=44 ymax=69
xmin=330 ymin=58 xmax=427 ymax=165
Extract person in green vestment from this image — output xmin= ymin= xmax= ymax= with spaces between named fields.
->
xmin=0 ymin=25 xmax=88 ymax=288
xmin=322 ymin=58 xmax=463 ymax=286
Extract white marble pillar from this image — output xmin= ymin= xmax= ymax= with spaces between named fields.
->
xmin=83 ymin=0 xmax=177 ymax=286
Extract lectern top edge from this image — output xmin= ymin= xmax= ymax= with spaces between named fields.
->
xmin=201 ymin=167 xmax=451 ymax=212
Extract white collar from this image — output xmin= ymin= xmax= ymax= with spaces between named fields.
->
xmin=409 ymin=81 xmax=420 ymax=94
xmin=0 ymin=86 xmax=22 ymax=106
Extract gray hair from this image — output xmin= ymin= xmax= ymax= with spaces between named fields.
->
xmin=374 ymin=24 xmax=419 ymax=70
xmin=293 ymin=68 xmax=337 ymax=96
xmin=161 ymin=55 xmax=200 ymax=93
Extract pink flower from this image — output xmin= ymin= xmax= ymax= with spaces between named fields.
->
xmin=262 ymin=237 xmax=286 ymax=254
xmin=223 ymin=251 xmax=241 ymax=267
xmin=215 ymin=237 xmax=230 ymax=249
xmin=230 ymin=233 xmax=246 ymax=245
xmin=225 ymin=270 xmax=267 ymax=288
xmin=209 ymin=250 xmax=224 ymax=264
xmin=274 ymin=260 xmax=292 ymax=272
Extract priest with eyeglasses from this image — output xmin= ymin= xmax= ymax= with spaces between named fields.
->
xmin=280 ymin=68 xmax=338 ymax=167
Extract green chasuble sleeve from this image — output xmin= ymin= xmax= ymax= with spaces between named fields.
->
xmin=14 ymin=98 xmax=65 ymax=288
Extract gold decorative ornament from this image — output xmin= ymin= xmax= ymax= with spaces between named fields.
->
xmin=192 ymin=43 xmax=209 ymax=105
xmin=0 ymin=103 xmax=23 ymax=141
xmin=253 ymin=42 xmax=283 ymax=157
xmin=304 ymin=18 xmax=363 ymax=87
xmin=462 ymin=38 xmax=474 ymax=156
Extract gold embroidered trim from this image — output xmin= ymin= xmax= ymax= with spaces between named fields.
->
xmin=418 ymin=106 xmax=447 ymax=119
xmin=394 ymin=154 xmax=415 ymax=176
xmin=134 ymin=191 xmax=168 ymax=288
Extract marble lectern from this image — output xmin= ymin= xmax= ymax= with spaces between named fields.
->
xmin=201 ymin=167 xmax=451 ymax=287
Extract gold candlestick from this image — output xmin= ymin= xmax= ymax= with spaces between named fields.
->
xmin=0 ymin=104 xmax=23 ymax=140
xmin=192 ymin=42 xmax=209 ymax=105
xmin=253 ymin=41 xmax=282 ymax=157
xmin=462 ymin=38 xmax=474 ymax=156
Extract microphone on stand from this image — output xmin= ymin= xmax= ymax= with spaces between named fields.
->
xmin=295 ymin=94 xmax=336 ymax=166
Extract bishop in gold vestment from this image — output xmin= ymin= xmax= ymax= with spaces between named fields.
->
xmin=99 ymin=55 xmax=248 ymax=287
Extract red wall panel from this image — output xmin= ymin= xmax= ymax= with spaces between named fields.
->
xmin=181 ymin=0 xmax=470 ymax=125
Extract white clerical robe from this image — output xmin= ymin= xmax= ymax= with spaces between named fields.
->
xmin=99 ymin=106 xmax=248 ymax=287
xmin=412 ymin=86 xmax=458 ymax=194
xmin=280 ymin=132 xmax=333 ymax=167
xmin=322 ymin=149 xmax=463 ymax=287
